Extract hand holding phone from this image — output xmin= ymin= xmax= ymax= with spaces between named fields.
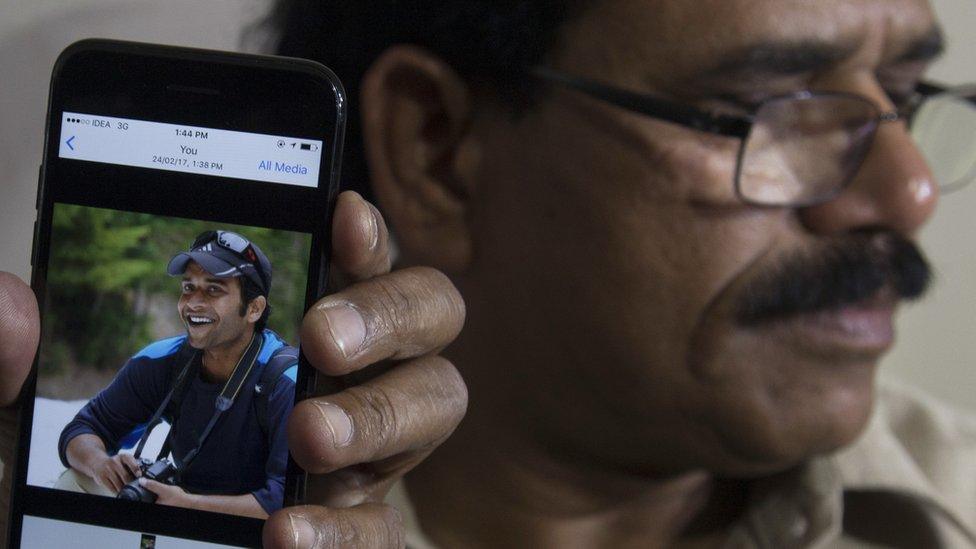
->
xmin=263 ymin=191 xmax=467 ymax=547
xmin=0 ymin=273 xmax=39 ymax=407
xmin=12 ymin=39 xmax=346 ymax=547
xmin=1 ymin=192 xmax=467 ymax=547
xmin=7 ymin=38 xmax=468 ymax=547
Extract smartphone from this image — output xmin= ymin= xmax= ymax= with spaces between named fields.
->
xmin=7 ymin=39 xmax=345 ymax=548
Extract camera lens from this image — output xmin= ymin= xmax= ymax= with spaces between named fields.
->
xmin=117 ymin=481 xmax=157 ymax=503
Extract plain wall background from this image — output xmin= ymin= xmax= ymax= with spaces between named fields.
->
xmin=0 ymin=0 xmax=973 ymax=412
xmin=884 ymin=0 xmax=976 ymax=413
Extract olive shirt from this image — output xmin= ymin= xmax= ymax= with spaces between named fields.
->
xmin=387 ymin=379 xmax=976 ymax=548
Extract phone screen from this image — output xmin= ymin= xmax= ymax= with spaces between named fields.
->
xmin=10 ymin=41 xmax=344 ymax=548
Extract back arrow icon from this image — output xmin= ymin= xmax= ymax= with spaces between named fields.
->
xmin=66 ymin=136 xmax=76 ymax=151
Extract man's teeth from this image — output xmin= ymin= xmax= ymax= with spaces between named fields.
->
xmin=188 ymin=316 xmax=215 ymax=325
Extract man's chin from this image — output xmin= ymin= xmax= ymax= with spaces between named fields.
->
xmin=706 ymin=369 xmax=878 ymax=477
xmin=687 ymin=320 xmax=883 ymax=476
xmin=184 ymin=329 xmax=210 ymax=350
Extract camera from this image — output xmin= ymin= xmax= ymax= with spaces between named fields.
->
xmin=117 ymin=458 xmax=179 ymax=503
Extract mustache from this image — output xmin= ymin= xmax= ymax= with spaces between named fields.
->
xmin=735 ymin=231 xmax=931 ymax=325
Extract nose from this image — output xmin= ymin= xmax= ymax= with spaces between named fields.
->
xmin=183 ymin=290 xmax=207 ymax=309
xmin=798 ymin=108 xmax=938 ymax=237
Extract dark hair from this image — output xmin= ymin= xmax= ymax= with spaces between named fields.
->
xmin=239 ymin=277 xmax=271 ymax=332
xmin=270 ymin=0 xmax=588 ymax=199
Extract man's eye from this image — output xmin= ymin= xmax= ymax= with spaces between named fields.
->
xmin=207 ymin=286 xmax=223 ymax=295
xmin=181 ymin=284 xmax=193 ymax=293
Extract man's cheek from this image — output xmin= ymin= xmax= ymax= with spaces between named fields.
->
xmin=622 ymin=125 xmax=743 ymax=206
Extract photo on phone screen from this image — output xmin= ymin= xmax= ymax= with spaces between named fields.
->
xmin=10 ymin=40 xmax=344 ymax=549
xmin=28 ymin=204 xmax=310 ymax=512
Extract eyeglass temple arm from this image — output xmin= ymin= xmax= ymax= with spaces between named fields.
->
xmin=530 ymin=67 xmax=752 ymax=138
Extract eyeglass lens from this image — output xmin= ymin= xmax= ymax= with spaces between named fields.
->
xmin=910 ymin=91 xmax=976 ymax=193
xmin=737 ymin=90 xmax=976 ymax=206
xmin=737 ymin=94 xmax=879 ymax=206
xmin=216 ymin=231 xmax=250 ymax=254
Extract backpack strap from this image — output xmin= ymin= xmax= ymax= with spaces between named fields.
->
xmin=254 ymin=345 xmax=298 ymax=443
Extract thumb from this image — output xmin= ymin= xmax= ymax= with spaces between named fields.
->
xmin=0 ymin=272 xmax=38 ymax=542
xmin=0 ymin=272 xmax=39 ymax=406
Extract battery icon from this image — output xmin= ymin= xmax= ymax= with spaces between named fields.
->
xmin=300 ymin=143 xmax=319 ymax=151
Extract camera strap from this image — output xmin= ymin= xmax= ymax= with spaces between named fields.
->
xmin=131 ymin=333 xmax=264 ymax=474
xmin=133 ymin=347 xmax=200 ymax=461
xmin=177 ymin=332 xmax=264 ymax=471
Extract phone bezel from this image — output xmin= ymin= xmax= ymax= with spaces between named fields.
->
xmin=8 ymin=39 xmax=346 ymax=548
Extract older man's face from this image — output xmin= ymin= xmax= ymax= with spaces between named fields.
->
xmin=460 ymin=0 xmax=940 ymax=475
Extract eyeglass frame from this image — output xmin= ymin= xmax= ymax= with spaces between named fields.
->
xmin=530 ymin=66 xmax=974 ymax=207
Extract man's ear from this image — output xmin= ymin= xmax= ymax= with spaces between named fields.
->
xmin=247 ymin=295 xmax=267 ymax=324
xmin=360 ymin=45 xmax=477 ymax=272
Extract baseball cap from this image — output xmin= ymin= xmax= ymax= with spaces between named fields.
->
xmin=167 ymin=230 xmax=272 ymax=295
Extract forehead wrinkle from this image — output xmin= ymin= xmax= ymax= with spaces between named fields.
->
xmin=548 ymin=0 xmax=937 ymax=92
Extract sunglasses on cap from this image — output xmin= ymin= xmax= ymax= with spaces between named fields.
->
xmin=190 ymin=230 xmax=268 ymax=291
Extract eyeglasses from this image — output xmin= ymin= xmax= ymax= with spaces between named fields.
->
xmin=531 ymin=67 xmax=976 ymax=207
xmin=191 ymin=230 xmax=267 ymax=291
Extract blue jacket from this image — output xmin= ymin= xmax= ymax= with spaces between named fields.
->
xmin=58 ymin=329 xmax=296 ymax=514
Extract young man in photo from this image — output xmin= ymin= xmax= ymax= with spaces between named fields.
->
xmin=55 ymin=230 xmax=296 ymax=519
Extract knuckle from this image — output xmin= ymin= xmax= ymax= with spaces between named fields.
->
xmin=379 ymin=505 xmax=406 ymax=549
xmin=369 ymin=274 xmax=421 ymax=339
xmin=367 ymin=267 xmax=465 ymax=348
xmin=345 ymin=385 xmax=400 ymax=452
xmin=424 ymin=356 xmax=469 ymax=425
xmin=333 ymin=506 xmax=405 ymax=549
xmin=330 ymin=512 xmax=359 ymax=548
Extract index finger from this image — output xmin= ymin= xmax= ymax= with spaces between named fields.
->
xmin=120 ymin=453 xmax=142 ymax=477
xmin=0 ymin=272 xmax=39 ymax=406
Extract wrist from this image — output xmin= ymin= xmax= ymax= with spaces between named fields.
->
xmin=84 ymin=453 xmax=109 ymax=477
xmin=182 ymin=489 xmax=200 ymax=508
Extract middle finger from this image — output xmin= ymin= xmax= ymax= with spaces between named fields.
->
xmin=302 ymin=266 xmax=465 ymax=376
xmin=289 ymin=354 xmax=467 ymax=476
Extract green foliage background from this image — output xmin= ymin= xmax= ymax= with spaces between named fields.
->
xmin=40 ymin=204 xmax=310 ymax=382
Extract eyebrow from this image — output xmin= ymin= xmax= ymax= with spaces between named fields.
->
xmin=700 ymin=39 xmax=861 ymax=79
xmin=181 ymin=277 xmax=228 ymax=286
xmin=698 ymin=25 xmax=945 ymax=80
xmin=893 ymin=26 xmax=944 ymax=63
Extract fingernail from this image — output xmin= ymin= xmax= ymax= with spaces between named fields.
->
xmin=288 ymin=514 xmax=316 ymax=549
xmin=322 ymin=303 xmax=366 ymax=358
xmin=314 ymin=401 xmax=354 ymax=447
xmin=363 ymin=200 xmax=379 ymax=251
xmin=138 ymin=478 xmax=147 ymax=486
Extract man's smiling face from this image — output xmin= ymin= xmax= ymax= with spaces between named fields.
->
xmin=457 ymin=0 xmax=941 ymax=476
xmin=178 ymin=262 xmax=252 ymax=350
